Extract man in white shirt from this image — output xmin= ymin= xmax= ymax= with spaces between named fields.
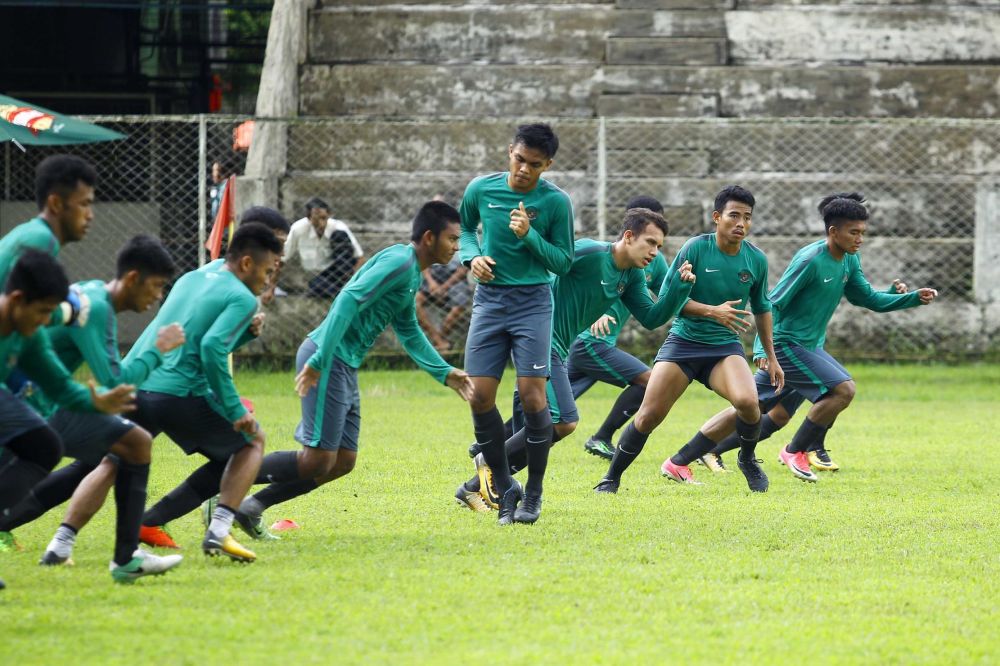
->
xmin=284 ymin=197 xmax=365 ymax=297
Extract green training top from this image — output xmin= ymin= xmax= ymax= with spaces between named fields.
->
xmin=28 ymin=280 xmax=165 ymax=417
xmin=577 ymin=252 xmax=669 ymax=347
xmin=669 ymin=233 xmax=771 ymax=346
xmin=459 ymin=172 xmax=575 ymax=285
xmin=750 ymin=239 xmax=923 ymax=355
xmin=0 ymin=327 xmax=93 ymax=412
xmin=551 ymin=240 xmax=692 ymax=360
xmin=0 ymin=217 xmax=60 ymax=289
xmin=306 ymin=244 xmax=454 ymax=384
xmin=198 ymin=258 xmax=259 ymax=351
xmin=125 ymin=267 xmax=257 ymax=422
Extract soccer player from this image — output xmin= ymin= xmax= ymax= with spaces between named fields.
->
xmin=594 ymin=185 xmax=783 ymax=494
xmin=460 ymin=123 xmax=575 ymax=524
xmin=680 ymin=193 xmax=937 ymax=481
xmin=231 ymin=201 xmax=474 ymax=536
xmin=0 ymin=251 xmax=135 ymax=585
xmin=126 ymin=223 xmax=282 ymax=563
xmin=456 ymin=207 xmax=695 ymax=520
xmin=0 ymin=237 xmax=185 ymax=580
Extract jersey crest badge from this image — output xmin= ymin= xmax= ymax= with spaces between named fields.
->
xmin=738 ymin=270 xmax=752 ymax=283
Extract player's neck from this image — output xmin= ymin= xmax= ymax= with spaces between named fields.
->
xmin=714 ymin=232 xmax=741 ymax=255
xmin=106 ymin=280 xmax=128 ymax=313
xmin=412 ymin=242 xmax=434 ymax=271
xmin=825 ymin=237 xmax=846 ymax=261
xmin=506 ymin=174 xmax=538 ymax=194
xmin=37 ymin=212 xmax=65 ymax=244
xmin=610 ymin=241 xmax=631 ymax=270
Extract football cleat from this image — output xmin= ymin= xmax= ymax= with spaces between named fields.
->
xmin=234 ymin=511 xmax=281 ymax=540
xmin=696 ymin=452 xmax=730 ymax=473
xmin=474 ymin=453 xmax=501 ymax=510
xmin=808 ymin=448 xmax=840 ymax=472
xmin=467 ymin=441 xmax=482 ymax=459
xmin=496 ymin=479 xmax=523 ymax=526
xmin=202 ymin=531 xmax=256 ymax=563
xmin=660 ymin=458 xmax=702 ymax=485
xmin=110 ymin=549 xmax=183 ymax=583
xmin=736 ymin=456 xmax=769 ymax=493
xmin=201 ymin=495 xmax=218 ymax=529
xmin=454 ymin=483 xmax=492 ymax=513
xmin=593 ymin=478 xmax=620 ymax=494
xmin=583 ymin=437 xmax=615 ymax=460
xmin=0 ymin=531 xmax=23 ymax=553
xmin=39 ymin=550 xmax=75 ymax=567
xmin=778 ymin=447 xmax=818 ymax=482
xmin=139 ymin=525 xmax=180 ymax=549
xmin=513 ymin=491 xmax=542 ymax=524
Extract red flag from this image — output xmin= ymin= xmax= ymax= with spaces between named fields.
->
xmin=206 ymin=175 xmax=237 ymax=261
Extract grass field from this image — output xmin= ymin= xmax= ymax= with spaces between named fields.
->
xmin=2 ymin=364 xmax=998 ymax=664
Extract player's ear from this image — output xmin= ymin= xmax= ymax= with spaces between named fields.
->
xmin=421 ymin=229 xmax=436 ymax=247
xmin=123 ymin=269 xmax=141 ymax=288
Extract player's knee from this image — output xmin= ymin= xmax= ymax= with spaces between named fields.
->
xmin=836 ymin=380 xmax=857 ymax=405
xmin=554 ymin=421 xmax=577 ymax=439
xmin=732 ymin=396 xmax=760 ymax=420
xmin=519 ymin=390 xmax=547 ymax=413
xmin=115 ymin=426 xmax=152 ymax=465
xmin=469 ymin=391 xmax=495 ymax=414
xmin=632 ymin=371 xmax=651 ymax=387
xmin=633 ymin=408 xmax=664 ymax=433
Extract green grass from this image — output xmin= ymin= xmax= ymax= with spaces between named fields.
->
xmin=3 ymin=364 xmax=998 ymax=664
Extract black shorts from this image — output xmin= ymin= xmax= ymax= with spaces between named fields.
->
xmin=132 ymin=391 xmax=255 ymax=463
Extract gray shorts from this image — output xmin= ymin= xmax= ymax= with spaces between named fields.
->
xmin=464 ymin=283 xmax=553 ymax=379
xmin=295 ymin=338 xmax=361 ymax=452
xmin=48 ymin=409 xmax=136 ymax=466
xmin=510 ymin=349 xmax=580 ymax=429
xmin=567 ymin=338 xmax=651 ymax=398
xmin=757 ymin=344 xmax=851 ymax=409
xmin=654 ymin=334 xmax=747 ymax=390
xmin=131 ymin=391 xmax=254 ymax=463
xmin=0 ymin=389 xmax=48 ymax=448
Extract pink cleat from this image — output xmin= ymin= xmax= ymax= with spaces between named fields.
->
xmin=777 ymin=447 xmax=818 ymax=482
xmin=660 ymin=458 xmax=702 ymax=485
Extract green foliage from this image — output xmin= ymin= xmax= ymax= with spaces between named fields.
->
xmin=2 ymin=364 xmax=998 ymax=664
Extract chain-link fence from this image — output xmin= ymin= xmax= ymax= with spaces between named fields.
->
xmin=2 ymin=116 xmax=998 ymax=360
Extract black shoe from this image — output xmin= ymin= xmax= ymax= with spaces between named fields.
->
xmin=497 ymin=480 xmax=523 ymax=526
xmin=468 ymin=441 xmax=482 ymax=458
xmin=513 ymin=491 xmax=542 ymax=524
xmin=593 ymin=478 xmax=619 ymax=494
xmin=0 ymin=577 xmax=5 ymax=590
xmin=737 ymin=456 xmax=769 ymax=493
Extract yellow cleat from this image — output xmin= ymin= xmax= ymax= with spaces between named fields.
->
xmin=202 ymin=532 xmax=256 ymax=563
xmin=808 ymin=449 xmax=840 ymax=472
xmin=474 ymin=453 xmax=500 ymax=510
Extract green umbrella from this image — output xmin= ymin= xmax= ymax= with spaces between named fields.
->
xmin=0 ymin=94 xmax=126 ymax=150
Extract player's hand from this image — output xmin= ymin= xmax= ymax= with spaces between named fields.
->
xmin=446 ymin=369 xmax=475 ymax=402
xmin=766 ymin=356 xmax=784 ymax=393
xmin=509 ymin=201 xmax=531 ymax=239
xmin=677 ymin=260 xmax=696 ymax=283
xmin=470 ymin=255 xmax=496 ymax=283
xmin=916 ymin=287 xmax=938 ymax=305
xmin=589 ymin=315 xmax=616 ymax=337
xmin=295 ymin=365 xmax=321 ymax=397
xmin=89 ymin=381 xmax=136 ymax=415
xmin=709 ymin=299 xmax=752 ymax=334
xmin=755 ymin=356 xmax=768 ymax=370
xmin=232 ymin=411 xmax=259 ymax=435
xmin=891 ymin=278 xmax=909 ymax=294
xmin=154 ymin=323 xmax=186 ymax=354
xmin=249 ymin=312 xmax=266 ymax=337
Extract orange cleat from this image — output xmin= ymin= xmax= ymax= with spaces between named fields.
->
xmin=139 ymin=525 xmax=181 ymax=549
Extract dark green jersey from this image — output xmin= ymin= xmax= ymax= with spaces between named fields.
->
xmin=751 ymin=239 xmax=922 ymax=354
xmin=0 ymin=327 xmax=93 ymax=412
xmin=198 ymin=258 xmax=259 ymax=351
xmin=551 ymin=240 xmax=692 ymax=359
xmin=0 ymin=217 xmax=60 ymax=288
xmin=126 ymin=267 xmax=257 ymax=422
xmin=669 ymin=233 xmax=771 ymax=346
xmin=577 ymin=252 xmax=669 ymax=347
xmin=306 ymin=244 xmax=453 ymax=384
xmin=459 ymin=172 xmax=575 ymax=286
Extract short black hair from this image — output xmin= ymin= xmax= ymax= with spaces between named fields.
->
xmin=226 ymin=222 xmax=284 ymax=263
xmin=5 ymin=249 xmax=69 ymax=301
xmin=115 ymin=235 xmax=176 ymax=279
xmin=625 ymin=195 xmax=664 ymax=214
xmin=713 ymin=185 xmax=755 ymax=214
xmin=35 ymin=154 xmax=98 ymax=210
xmin=513 ymin=123 xmax=559 ymax=159
xmin=304 ymin=197 xmax=330 ymax=214
xmin=411 ymin=200 xmax=460 ymax=242
xmin=818 ymin=192 xmax=869 ymax=229
xmin=619 ymin=207 xmax=668 ymax=240
xmin=240 ymin=206 xmax=291 ymax=235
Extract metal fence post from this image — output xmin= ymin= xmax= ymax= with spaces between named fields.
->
xmin=198 ymin=114 xmax=207 ymax=266
xmin=596 ymin=117 xmax=607 ymax=242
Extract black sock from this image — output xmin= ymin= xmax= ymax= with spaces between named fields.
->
xmin=807 ymin=420 xmax=834 ymax=452
xmin=142 ymin=460 xmax=226 ymax=526
xmin=252 ymin=478 xmax=319 ymax=510
xmin=670 ymin=432 xmax=717 ymax=466
xmin=503 ymin=419 xmax=514 ymax=441
xmin=605 ymin=422 xmax=650 ymax=482
xmin=472 ymin=408 xmax=512 ymax=494
xmin=787 ymin=417 xmax=825 ymax=454
xmin=255 ymin=450 xmax=300 ymax=484
xmin=736 ymin=417 xmax=762 ymax=461
xmin=113 ymin=462 xmax=149 ymax=566
xmin=710 ymin=414 xmax=780 ymax=456
xmin=523 ymin=407 xmax=553 ymax=495
xmin=593 ymin=384 xmax=645 ymax=442
xmin=505 ymin=428 xmax=529 ymax=475
xmin=0 ymin=460 xmax=94 ymax=531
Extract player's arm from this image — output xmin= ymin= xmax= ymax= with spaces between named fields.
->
xmin=767 ymin=255 xmax=815 ymax=312
xmin=200 ymin=294 xmax=258 ymax=422
xmin=458 ymin=180 xmax=484 ymax=266
xmin=517 ymin=197 xmax=575 ymax=276
xmin=844 ymin=266 xmax=924 ymax=312
xmin=18 ymin=329 xmax=96 ymax=412
xmin=750 ymin=262 xmax=783 ymax=390
xmin=392 ymin=303 xmax=474 ymax=400
xmin=623 ymin=261 xmax=695 ymax=329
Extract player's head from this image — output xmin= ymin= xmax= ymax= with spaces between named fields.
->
xmin=712 ymin=185 xmax=755 ymax=243
xmin=2 ymin=250 xmax=70 ymax=337
xmin=304 ymin=197 xmax=330 ymax=229
xmin=625 ymin=195 xmax=664 ymax=215
xmin=508 ymin=123 xmax=558 ymax=192
xmin=35 ymin=154 xmax=98 ymax=243
xmin=411 ymin=200 xmax=461 ymax=265
xmin=819 ymin=192 xmax=869 ymax=255
xmin=115 ymin=235 xmax=176 ymax=313
xmin=240 ymin=206 xmax=291 ymax=245
xmin=226 ymin=222 xmax=283 ymax=295
xmin=618 ymin=208 xmax=668 ymax=268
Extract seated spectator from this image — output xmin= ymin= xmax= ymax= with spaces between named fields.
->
xmin=284 ymin=197 xmax=364 ymax=298
xmin=415 ymin=257 xmax=471 ymax=352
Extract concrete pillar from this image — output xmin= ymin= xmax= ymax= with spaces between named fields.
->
xmin=974 ymin=178 xmax=1000 ymax=306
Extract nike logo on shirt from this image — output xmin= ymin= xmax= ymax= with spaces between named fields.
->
xmin=823 ymin=277 xmax=834 ymax=283
xmin=601 ymin=280 xmax=612 ymax=285
xmin=704 ymin=268 xmax=720 ymax=273
xmin=487 ymin=203 xmax=505 ymax=209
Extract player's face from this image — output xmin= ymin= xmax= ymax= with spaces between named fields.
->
xmin=830 ymin=219 xmax=867 ymax=255
xmin=12 ymin=295 xmax=60 ymax=337
xmin=712 ymin=201 xmax=752 ymax=245
xmin=432 ymin=222 xmax=461 ymax=265
xmin=507 ymin=142 xmax=552 ymax=193
xmin=307 ymin=208 xmax=328 ymax=233
xmin=54 ymin=182 xmax=95 ymax=242
xmin=131 ymin=274 xmax=169 ymax=313
xmin=625 ymin=223 xmax=665 ymax=268
xmin=244 ymin=251 xmax=279 ymax=295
